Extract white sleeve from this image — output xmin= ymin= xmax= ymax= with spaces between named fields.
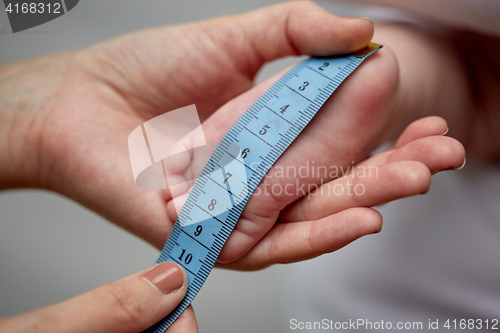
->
xmin=334 ymin=0 xmax=500 ymax=36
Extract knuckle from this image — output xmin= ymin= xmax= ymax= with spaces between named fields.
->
xmin=98 ymin=282 xmax=145 ymax=330
xmin=306 ymin=219 xmax=319 ymax=254
xmin=301 ymin=195 xmax=315 ymax=222
xmin=266 ymin=223 xmax=285 ymax=265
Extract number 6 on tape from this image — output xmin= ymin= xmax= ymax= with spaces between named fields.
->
xmin=143 ymin=43 xmax=382 ymax=332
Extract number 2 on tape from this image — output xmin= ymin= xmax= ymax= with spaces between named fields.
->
xmin=143 ymin=43 xmax=382 ymax=332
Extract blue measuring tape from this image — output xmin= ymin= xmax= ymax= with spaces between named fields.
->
xmin=143 ymin=43 xmax=382 ymax=332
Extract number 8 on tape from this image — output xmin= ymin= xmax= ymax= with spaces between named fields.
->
xmin=143 ymin=43 xmax=382 ymax=332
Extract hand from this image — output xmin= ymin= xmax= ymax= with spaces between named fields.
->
xmin=166 ymin=26 xmax=466 ymax=266
xmin=0 ymin=262 xmax=197 ymax=333
xmin=0 ymin=1 xmax=373 ymax=247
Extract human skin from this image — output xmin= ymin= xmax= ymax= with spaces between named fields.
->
xmin=0 ymin=1 xmax=475 ymax=330
xmin=0 ymin=2 xmax=468 ymax=269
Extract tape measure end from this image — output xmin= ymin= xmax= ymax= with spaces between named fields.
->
xmin=354 ymin=42 xmax=383 ymax=58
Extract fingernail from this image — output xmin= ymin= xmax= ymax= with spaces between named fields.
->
xmin=344 ymin=16 xmax=373 ymax=24
xmin=440 ymin=127 xmax=449 ymax=136
xmin=455 ymin=157 xmax=466 ymax=170
xmin=143 ymin=262 xmax=185 ymax=294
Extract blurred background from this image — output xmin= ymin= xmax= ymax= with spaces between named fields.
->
xmin=0 ymin=1 xmax=370 ymax=332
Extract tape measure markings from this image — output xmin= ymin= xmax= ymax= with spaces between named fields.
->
xmin=143 ymin=43 xmax=382 ymax=333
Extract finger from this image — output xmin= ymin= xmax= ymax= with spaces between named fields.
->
xmin=395 ymin=116 xmax=448 ymax=148
xmin=387 ymin=135 xmax=466 ymax=173
xmin=192 ymin=1 xmax=374 ymax=83
xmin=282 ymin=134 xmax=465 ymax=222
xmin=1 ymin=262 xmax=191 ymax=333
xmin=358 ymin=122 xmax=465 ymax=174
xmin=281 ymin=160 xmax=431 ymax=223
xmin=221 ymin=207 xmax=382 ymax=271
xmin=232 ymin=1 xmax=374 ymax=61
xmin=89 ymin=2 xmax=373 ymax=118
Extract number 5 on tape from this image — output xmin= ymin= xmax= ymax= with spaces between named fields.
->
xmin=143 ymin=43 xmax=382 ymax=332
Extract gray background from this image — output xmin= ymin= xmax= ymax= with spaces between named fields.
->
xmin=0 ymin=1 xmax=365 ymax=332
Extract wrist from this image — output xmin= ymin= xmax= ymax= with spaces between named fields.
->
xmin=0 ymin=62 xmax=40 ymax=189
xmin=0 ymin=55 xmax=71 ymax=190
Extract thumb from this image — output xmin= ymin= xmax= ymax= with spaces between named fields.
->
xmin=1 ymin=262 xmax=194 ymax=333
xmin=234 ymin=1 xmax=374 ymax=59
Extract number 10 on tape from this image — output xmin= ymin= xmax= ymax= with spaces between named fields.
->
xmin=142 ymin=43 xmax=382 ymax=332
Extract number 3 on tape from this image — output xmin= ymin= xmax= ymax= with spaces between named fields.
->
xmin=143 ymin=43 xmax=382 ymax=332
